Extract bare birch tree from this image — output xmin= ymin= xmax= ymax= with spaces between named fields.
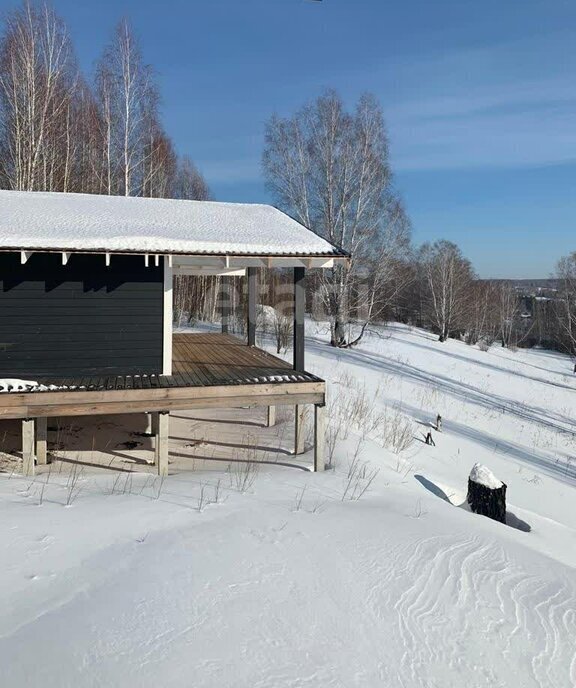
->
xmin=461 ymin=280 xmax=498 ymax=345
xmin=142 ymin=123 xmax=177 ymax=198
xmin=72 ymin=78 xmax=106 ymax=194
xmin=0 ymin=1 xmax=79 ymax=191
xmin=263 ymin=90 xmax=410 ymax=347
xmin=496 ymin=281 xmax=521 ymax=348
xmin=419 ymin=240 xmax=474 ymax=342
xmin=0 ymin=1 xmax=209 ymax=208
xmin=555 ymin=252 xmax=576 ymax=357
xmin=95 ymin=19 xmax=156 ymax=196
xmin=173 ymin=155 xmax=211 ymax=201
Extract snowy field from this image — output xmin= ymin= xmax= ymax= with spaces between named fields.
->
xmin=1 ymin=323 xmax=575 ymax=687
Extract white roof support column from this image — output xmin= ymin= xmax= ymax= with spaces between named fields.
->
xmin=162 ymin=255 xmax=173 ymax=375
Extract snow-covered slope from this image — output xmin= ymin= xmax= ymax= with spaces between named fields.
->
xmin=0 ymin=324 xmax=575 ymax=687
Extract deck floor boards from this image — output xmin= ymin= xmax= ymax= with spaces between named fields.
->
xmin=32 ymin=333 xmax=320 ymax=391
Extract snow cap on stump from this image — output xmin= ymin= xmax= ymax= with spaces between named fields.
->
xmin=469 ymin=463 xmax=503 ymax=490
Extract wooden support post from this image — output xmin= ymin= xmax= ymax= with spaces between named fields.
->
xmin=162 ymin=256 xmax=173 ymax=375
xmin=314 ymin=404 xmax=326 ymax=472
xmin=294 ymin=405 xmax=306 ymax=455
xmin=22 ymin=419 xmax=36 ymax=476
xmin=36 ymin=416 xmax=48 ymax=465
xmin=293 ymin=266 xmax=305 ymax=372
xmin=146 ymin=412 xmax=160 ymax=464
xmin=155 ymin=412 xmax=169 ymax=476
xmin=145 ymin=412 xmax=159 ymax=440
xmin=221 ymin=276 xmax=230 ymax=334
xmin=267 ymin=405 xmax=276 ymax=427
xmin=247 ymin=267 xmax=257 ymax=346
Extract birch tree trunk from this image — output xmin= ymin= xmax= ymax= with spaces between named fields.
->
xmin=263 ymin=90 xmax=411 ymax=347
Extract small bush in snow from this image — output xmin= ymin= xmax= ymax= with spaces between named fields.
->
xmin=272 ymin=308 xmax=292 ymax=354
xmin=65 ymin=461 xmax=84 ymax=506
xmin=228 ymin=460 xmax=260 ymax=493
xmin=194 ymin=480 xmax=223 ymax=511
xmin=325 ymin=373 xmax=418 ymax=466
xmin=342 ymin=445 xmax=379 ymax=501
xmin=379 ymin=407 xmax=415 ymax=454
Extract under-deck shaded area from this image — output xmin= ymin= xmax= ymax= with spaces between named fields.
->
xmin=0 ymin=406 xmax=312 ymax=477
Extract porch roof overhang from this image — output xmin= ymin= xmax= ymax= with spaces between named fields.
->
xmin=0 ymin=190 xmax=349 ymax=271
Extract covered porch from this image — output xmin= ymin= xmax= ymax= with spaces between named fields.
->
xmin=2 ymin=329 xmax=326 ymax=477
xmin=0 ymin=190 xmax=349 ymax=478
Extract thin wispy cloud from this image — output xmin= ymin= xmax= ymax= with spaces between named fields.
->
xmin=188 ymin=31 xmax=576 ymax=186
xmin=379 ymin=33 xmax=576 ymax=172
xmin=391 ymin=99 xmax=576 ymax=171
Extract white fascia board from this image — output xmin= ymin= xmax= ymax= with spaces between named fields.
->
xmin=173 ymin=266 xmax=246 ymax=277
xmin=172 ymin=255 xmax=336 ymax=269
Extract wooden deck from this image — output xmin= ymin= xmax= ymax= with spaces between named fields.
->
xmin=15 ymin=333 xmax=319 ymax=391
xmin=0 ymin=333 xmax=325 ymax=420
xmin=171 ymin=333 xmax=320 ymax=386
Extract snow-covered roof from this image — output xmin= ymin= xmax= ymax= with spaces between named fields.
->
xmin=0 ymin=190 xmax=346 ymax=258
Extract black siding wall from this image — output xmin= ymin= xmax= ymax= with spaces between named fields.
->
xmin=0 ymin=252 xmax=164 ymax=377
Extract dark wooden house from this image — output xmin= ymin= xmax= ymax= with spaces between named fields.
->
xmin=0 ymin=190 xmax=347 ymax=476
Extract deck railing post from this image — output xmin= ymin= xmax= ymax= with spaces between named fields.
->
xmin=293 ymin=267 xmax=305 ymax=372
xmin=155 ymin=411 xmax=169 ymax=477
xmin=294 ymin=405 xmax=306 ymax=455
xmin=22 ymin=418 xmax=36 ymax=476
xmin=247 ymin=267 xmax=257 ymax=346
xmin=221 ymin=276 xmax=230 ymax=334
xmin=36 ymin=417 xmax=48 ymax=465
xmin=314 ymin=404 xmax=326 ymax=472
xmin=267 ymin=406 xmax=276 ymax=427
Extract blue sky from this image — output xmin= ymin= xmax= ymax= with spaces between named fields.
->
xmin=2 ymin=0 xmax=575 ymax=278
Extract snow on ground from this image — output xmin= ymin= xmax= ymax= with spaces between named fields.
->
xmin=1 ymin=323 xmax=575 ymax=687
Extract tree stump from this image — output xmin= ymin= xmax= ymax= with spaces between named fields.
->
xmin=467 ymin=463 xmax=507 ymax=523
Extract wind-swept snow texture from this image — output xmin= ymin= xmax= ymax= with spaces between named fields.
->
xmin=1 ymin=324 xmax=575 ymax=687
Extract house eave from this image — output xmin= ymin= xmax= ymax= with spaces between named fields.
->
xmin=5 ymin=247 xmax=350 ymax=269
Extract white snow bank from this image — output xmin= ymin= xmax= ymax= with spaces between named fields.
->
xmin=469 ymin=463 xmax=504 ymax=489
xmin=0 ymin=190 xmax=342 ymax=256
xmin=0 ymin=379 xmax=72 ymax=393
xmin=0 ymin=378 xmax=39 ymax=392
